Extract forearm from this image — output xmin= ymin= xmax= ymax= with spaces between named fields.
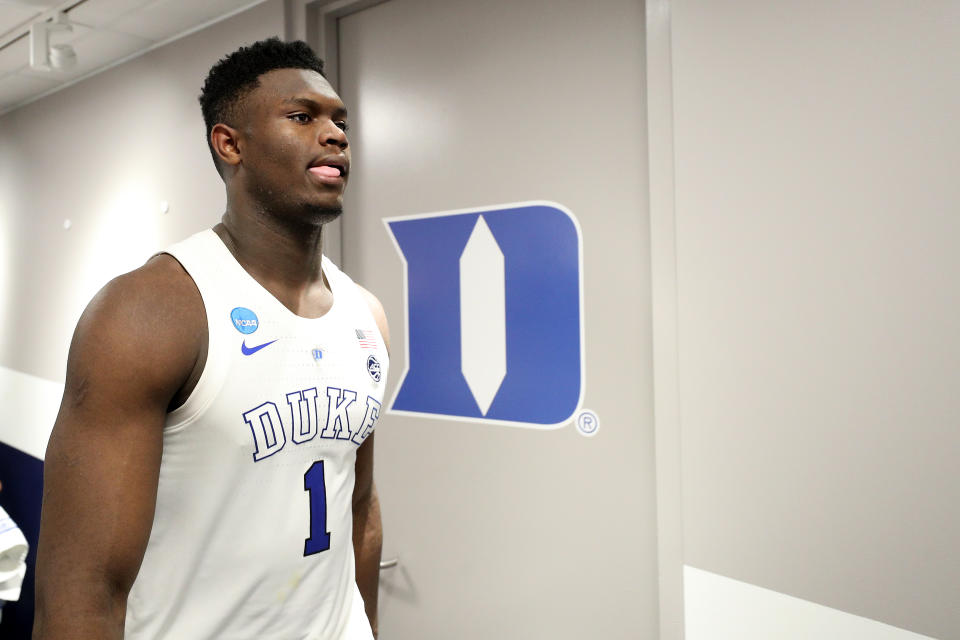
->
xmin=353 ymin=487 xmax=383 ymax=637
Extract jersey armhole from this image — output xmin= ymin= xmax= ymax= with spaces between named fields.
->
xmin=159 ymin=251 xmax=230 ymax=433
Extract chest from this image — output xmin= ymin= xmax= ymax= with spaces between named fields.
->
xmin=218 ymin=313 xmax=387 ymax=465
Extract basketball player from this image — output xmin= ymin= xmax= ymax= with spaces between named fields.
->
xmin=33 ymin=39 xmax=387 ymax=639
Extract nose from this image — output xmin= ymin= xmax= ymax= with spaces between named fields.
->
xmin=322 ymin=120 xmax=348 ymax=150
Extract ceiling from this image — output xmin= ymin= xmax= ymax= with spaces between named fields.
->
xmin=0 ymin=0 xmax=268 ymax=116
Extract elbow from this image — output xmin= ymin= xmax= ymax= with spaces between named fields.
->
xmin=33 ymin=570 xmax=131 ymax=638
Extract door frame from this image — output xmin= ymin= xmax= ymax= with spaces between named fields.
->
xmin=282 ymin=0 xmax=392 ymax=268
xmin=646 ymin=0 xmax=685 ymax=638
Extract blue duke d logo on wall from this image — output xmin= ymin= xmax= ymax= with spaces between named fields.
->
xmin=384 ymin=201 xmax=584 ymax=428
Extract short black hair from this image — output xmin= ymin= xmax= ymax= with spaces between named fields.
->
xmin=198 ymin=37 xmax=326 ymax=176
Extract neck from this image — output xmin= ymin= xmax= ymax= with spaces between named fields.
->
xmin=214 ymin=198 xmax=337 ymax=317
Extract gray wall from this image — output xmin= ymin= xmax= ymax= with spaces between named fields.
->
xmin=0 ymin=0 xmax=283 ymax=383
xmin=672 ymin=1 xmax=960 ymax=638
xmin=1 ymin=0 xmax=958 ymax=637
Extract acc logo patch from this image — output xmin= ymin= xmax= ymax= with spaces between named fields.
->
xmin=384 ymin=201 xmax=584 ymax=429
xmin=366 ymin=355 xmax=382 ymax=382
xmin=230 ymin=307 xmax=259 ymax=335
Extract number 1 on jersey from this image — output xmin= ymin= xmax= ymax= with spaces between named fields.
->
xmin=304 ymin=460 xmax=331 ymax=556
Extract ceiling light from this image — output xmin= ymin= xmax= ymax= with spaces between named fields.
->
xmin=49 ymin=43 xmax=77 ymax=71
xmin=30 ymin=12 xmax=77 ymax=72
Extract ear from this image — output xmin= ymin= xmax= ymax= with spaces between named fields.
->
xmin=211 ymin=123 xmax=242 ymax=169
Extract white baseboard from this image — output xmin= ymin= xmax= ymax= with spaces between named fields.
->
xmin=0 ymin=365 xmax=63 ymax=460
xmin=685 ymin=565 xmax=937 ymax=640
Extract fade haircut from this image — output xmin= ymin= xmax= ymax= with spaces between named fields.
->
xmin=199 ymin=37 xmax=326 ymax=176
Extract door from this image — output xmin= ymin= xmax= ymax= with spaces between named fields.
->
xmin=336 ymin=1 xmax=657 ymax=637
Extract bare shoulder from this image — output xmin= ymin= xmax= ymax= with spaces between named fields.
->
xmin=355 ymin=284 xmax=390 ymax=354
xmin=76 ymin=254 xmax=203 ymax=355
xmin=66 ymin=253 xmax=205 ymax=409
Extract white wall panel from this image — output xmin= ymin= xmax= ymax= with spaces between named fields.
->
xmin=0 ymin=365 xmax=62 ymax=460
xmin=685 ymin=566 xmax=937 ymax=640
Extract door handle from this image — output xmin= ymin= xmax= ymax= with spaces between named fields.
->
xmin=380 ymin=557 xmax=399 ymax=570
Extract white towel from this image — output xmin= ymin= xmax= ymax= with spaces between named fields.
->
xmin=0 ymin=505 xmax=28 ymax=602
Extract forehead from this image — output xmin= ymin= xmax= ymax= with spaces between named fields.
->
xmin=250 ymin=68 xmax=342 ymax=106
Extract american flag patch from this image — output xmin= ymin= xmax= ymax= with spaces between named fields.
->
xmin=355 ymin=329 xmax=378 ymax=349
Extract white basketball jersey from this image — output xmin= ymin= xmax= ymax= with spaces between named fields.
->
xmin=125 ymin=229 xmax=387 ymax=640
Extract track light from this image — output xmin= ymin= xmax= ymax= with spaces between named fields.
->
xmin=30 ymin=12 xmax=77 ymax=72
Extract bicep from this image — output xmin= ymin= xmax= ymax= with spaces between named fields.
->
xmin=36 ymin=265 xmax=203 ymax=607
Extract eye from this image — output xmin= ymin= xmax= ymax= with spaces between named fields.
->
xmin=335 ymin=121 xmax=350 ymax=132
xmin=288 ymin=113 xmax=312 ymax=124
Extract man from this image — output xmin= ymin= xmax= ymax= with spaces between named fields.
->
xmin=33 ymin=38 xmax=388 ymax=639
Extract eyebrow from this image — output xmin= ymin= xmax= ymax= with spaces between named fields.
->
xmin=283 ymin=97 xmax=347 ymax=118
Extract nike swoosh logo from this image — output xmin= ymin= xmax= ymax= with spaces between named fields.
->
xmin=241 ymin=339 xmax=278 ymax=356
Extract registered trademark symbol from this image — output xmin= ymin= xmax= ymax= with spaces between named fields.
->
xmin=576 ymin=409 xmax=599 ymax=437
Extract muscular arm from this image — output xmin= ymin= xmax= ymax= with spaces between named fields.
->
xmin=33 ymin=256 xmax=204 ymax=639
xmin=353 ymin=286 xmax=390 ymax=638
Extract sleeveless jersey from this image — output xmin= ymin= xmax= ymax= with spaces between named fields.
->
xmin=124 ymin=229 xmax=388 ymax=640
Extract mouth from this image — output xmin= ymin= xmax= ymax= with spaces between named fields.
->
xmin=308 ymin=156 xmax=348 ymax=184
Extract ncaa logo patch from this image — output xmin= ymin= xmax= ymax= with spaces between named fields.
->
xmin=230 ymin=307 xmax=259 ymax=334
xmin=384 ymin=201 xmax=584 ymax=428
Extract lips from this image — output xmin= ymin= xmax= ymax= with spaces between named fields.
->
xmin=308 ymin=156 xmax=348 ymax=179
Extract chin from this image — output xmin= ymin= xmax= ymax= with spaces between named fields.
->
xmin=303 ymin=202 xmax=343 ymax=225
